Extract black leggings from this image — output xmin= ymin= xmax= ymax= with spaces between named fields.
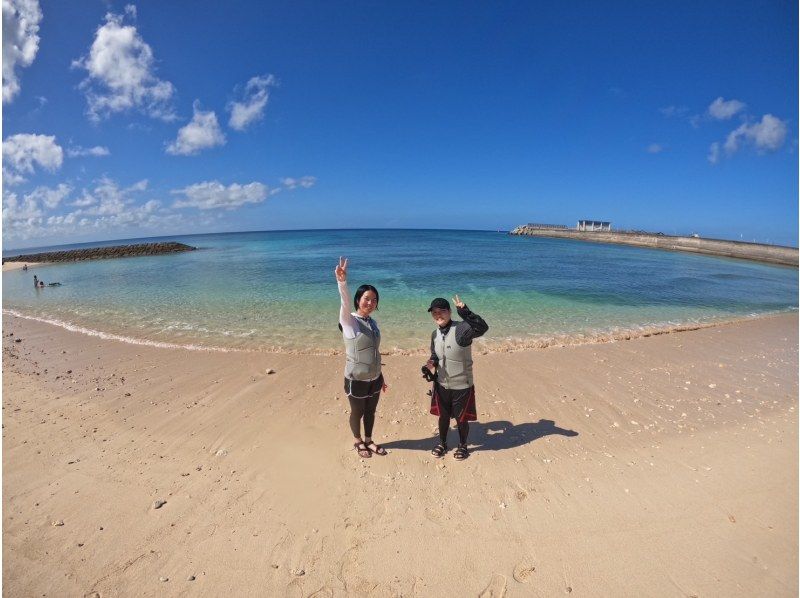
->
xmin=349 ymin=393 xmax=380 ymax=438
xmin=440 ymin=418 xmax=469 ymax=445
xmin=345 ymin=375 xmax=383 ymax=439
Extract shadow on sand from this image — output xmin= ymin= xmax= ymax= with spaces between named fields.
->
xmin=382 ymin=419 xmax=578 ymax=453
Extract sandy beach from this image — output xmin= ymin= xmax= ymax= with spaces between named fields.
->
xmin=2 ymin=312 xmax=797 ymax=597
xmin=1 ymin=262 xmax=51 ymax=273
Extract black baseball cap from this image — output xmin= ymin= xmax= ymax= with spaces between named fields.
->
xmin=427 ymin=298 xmax=451 ymax=312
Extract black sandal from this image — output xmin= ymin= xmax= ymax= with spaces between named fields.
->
xmin=431 ymin=443 xmax=447 ymax=458
xmin=354 ymin=441 xmax=372 ymax=458
xmin=365 ymin=441 xmax=387 ymax=456
xmin=454 ymin=444 xmax=469 ymax=460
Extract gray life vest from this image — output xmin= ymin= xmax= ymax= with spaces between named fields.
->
xmin=433 ymin=323 xmax=473 ymax=390
xmin=343 ymin=315 xmax=381 ymax=381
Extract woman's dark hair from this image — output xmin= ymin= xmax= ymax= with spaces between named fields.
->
xmin=354 ymin=284 xmax=379 ymax=310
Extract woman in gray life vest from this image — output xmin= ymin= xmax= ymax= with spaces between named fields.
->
xmin=425 ymin=296 xmax=488 ymax=460
xmin=335 ymin=257 xmax=389 ymax=458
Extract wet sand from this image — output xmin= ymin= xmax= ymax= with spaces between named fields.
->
xmin=2 ymin=312 xmax=797 ymax=596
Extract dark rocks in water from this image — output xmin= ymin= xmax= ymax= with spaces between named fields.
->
xmin=3 ymin=242 xmax=196 ymax=264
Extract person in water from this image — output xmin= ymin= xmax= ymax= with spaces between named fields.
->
xmin=335 ymin=257 xmax=388 ymax=458
xmin=425 ymin=296 xmax=488 ymax=460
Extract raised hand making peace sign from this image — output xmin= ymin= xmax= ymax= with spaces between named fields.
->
xmin=452 ymin=294 xmax=465 ymax=309
xmin=334 ymin=256 xmax=348 ymax=282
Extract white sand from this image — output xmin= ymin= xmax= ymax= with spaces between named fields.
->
xmin=3 ymin=313 xmax=797 ymax=596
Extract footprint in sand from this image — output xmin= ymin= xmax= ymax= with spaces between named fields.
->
xmin=424 ymin=507 xmax=443 ymax=523
xmin=513 ymin=561 xmax=536 ymax=583
xmin=285 ymin=578 xmax=303 ymax=598
xmin=308 ymin=586 xmax=334 ymax=597
xmin=479 ymin=573 xmax=507 ymax=598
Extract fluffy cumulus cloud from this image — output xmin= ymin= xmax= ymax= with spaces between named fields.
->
xmin=2 ymin=133 xmax=63 ymax=184
xmin=2 ymin=0 xmax=41 ymax=103
xmin=66 ymin=145 xmax=110 ymax=157
xmin=166 ymin=102 xmax=226 ymax=155
xmin=708 ymin=114 xmax=788 ymax=164
xmin=228 ymin=75 xmax=277 ymax=131
xmin=171 ymin=181 xmax=268 ymax=209
xmin=3 ymin=183 xmax=69 ymax=235
xmin=72 ymin=6 xmax=176 ymax=121
xmin=707 ymin=97 xmax=746 ymax=120
xmin=27 ymin=183 xmax=71 ymax=208
xmin=2 ymin=176 xmax=182 ymax=242
xmin=70 ymin=176 xmax=147 ymax=214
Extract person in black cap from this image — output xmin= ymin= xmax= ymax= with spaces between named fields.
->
xmin=425 ymin=295 xmax=488 ymax=460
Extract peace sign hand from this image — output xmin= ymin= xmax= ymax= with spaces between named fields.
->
xmin=334 ymin=257 xmax=349 ymax=282
xmin=453 ymin=294 xmax=465 ymax=309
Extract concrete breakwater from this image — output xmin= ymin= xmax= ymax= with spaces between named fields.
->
xmin=509 ymin=226 xmax=798 ymax=267
xmin=3 ymin=242 xmax=197 ymax=264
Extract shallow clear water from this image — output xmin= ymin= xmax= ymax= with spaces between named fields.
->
xmin=3 ymin=230 xmax=797 ymax=352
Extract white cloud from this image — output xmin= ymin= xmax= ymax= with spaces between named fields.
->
xmin=730 ymin=114 xmax=787 ymax=152
xmin=2 ymin=183 xmax=70 ymax=239
xmin=2 ymin=0 xmax=42 ymax=103
xmin=3 ymin=190 xmax=41 ymax=223
xmin=70 ymin=177 xmax=147 ymax=215
xmin=72 ymin=7 xmax=176 ymax=121
xmin=646 ymin=143 xmax=664 ymax=154
xmin=27 ymin=183 xmax=71 ymax=208
xmin=67 ymin=145 xmax=110 ymax=157
xmin=171 ymin=181 xmax=269 ymax=210
xmin=709 ymin=114 xmax=788 ymax=164
xmin=707 ymin=142 xmax=721 ymax=164
xmin=228 ymin=74 xmax=276 ymax=131
xmin=166 ymin=101 xmax=226 ymax=155
xmin=659 ymin=105 xmax=688 ymax=118
xmin=3 ymin=176 xmax=175 ymax=243
xmin=708 ymin=97 xmax=746 ymax=120
xmin=2 ymin=133 xmax=63 ymax=184
xmin=280 ymin=176 xmax=316 ymax=189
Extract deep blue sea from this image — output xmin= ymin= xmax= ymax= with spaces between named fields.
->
xmin=2 ymin=230 xmax=797 ymax=352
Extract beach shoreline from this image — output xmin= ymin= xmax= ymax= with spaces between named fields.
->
xmin=2 ymin=305 xmax=796 ymax=356
xmin=3 ymin=312 xmax=797 ymax=596
xmin=2 ymin=261 xmax=52 ymax=272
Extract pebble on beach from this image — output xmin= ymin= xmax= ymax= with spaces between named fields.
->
xmin=153 ymin=499 xmax=167 ymax=509
xmin=52 ymin=520 xmax=64 ymax=526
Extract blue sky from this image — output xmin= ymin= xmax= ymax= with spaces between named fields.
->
xmin=2 ymin=0 xmax=797 ymax=249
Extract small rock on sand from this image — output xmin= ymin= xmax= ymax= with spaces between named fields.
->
xmin=266 ymin=368 xmax=276 ymax=374
xmin=187 ymin=575 xmax=196 ymax=581
xmin=159 ymin=576 xmax=169 ymax=582
xmin=153 ymin=499 xmax=167 ymax=509
xmin=52 ymin=520 xmax=64 ymax=526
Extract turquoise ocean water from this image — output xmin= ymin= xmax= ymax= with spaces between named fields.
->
xmin=2 ymin=230 xmax=797 ymax=353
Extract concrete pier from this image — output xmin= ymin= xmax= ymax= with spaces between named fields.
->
xmin=509 ymin=226 xmax=798 ymax=267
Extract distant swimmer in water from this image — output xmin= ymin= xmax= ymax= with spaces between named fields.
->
xmin=22 ymin=264 xmax=28 ymax=271
xmin=47 ymin=282 xmax=62 ymax=286
xmin=33 ymin=274 xmax=39 ymax=287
